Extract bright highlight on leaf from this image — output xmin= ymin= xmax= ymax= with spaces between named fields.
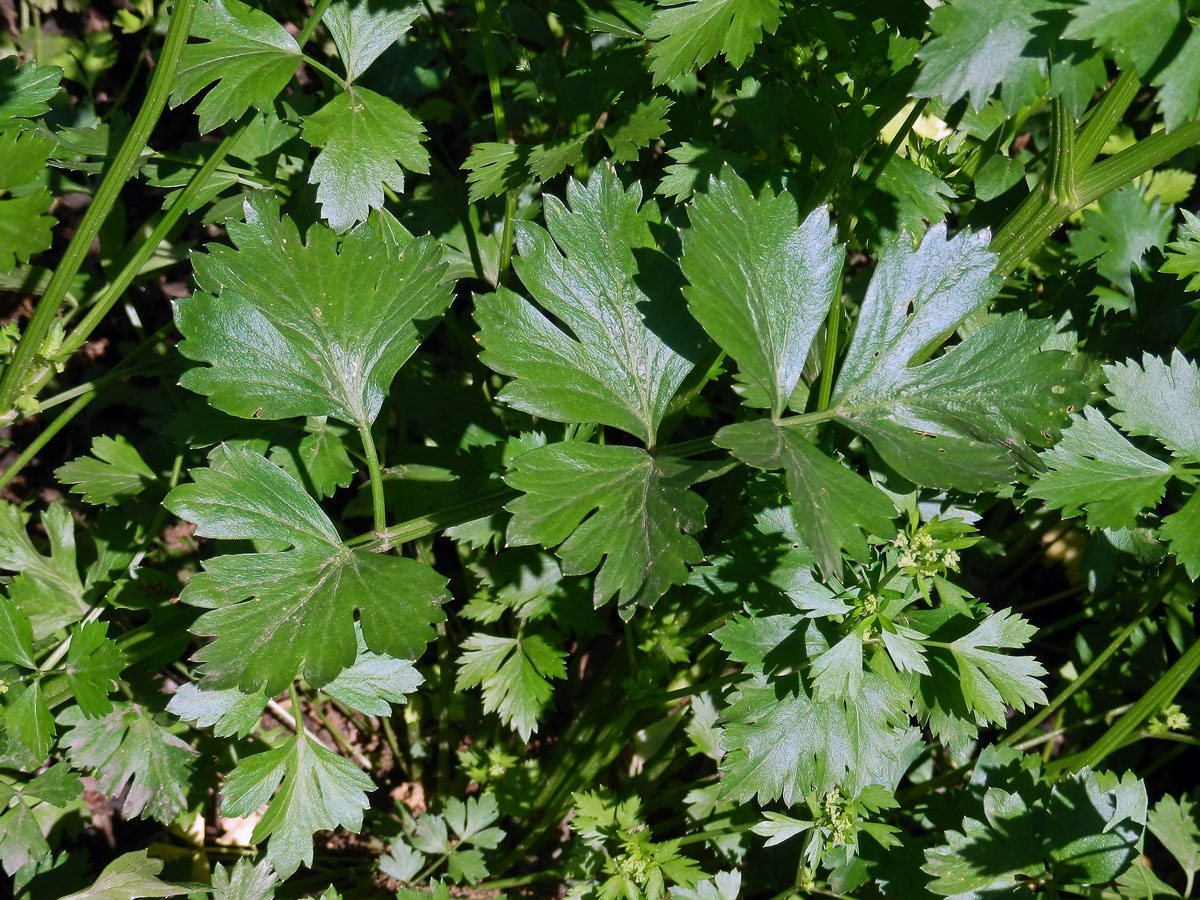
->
xmin=171 ymin=0 xmax=301 ymax=133
xmin=475 ymin=167 xmax=702 ymax=446
xmin=176 ymin=192 xmax=452 ymax=431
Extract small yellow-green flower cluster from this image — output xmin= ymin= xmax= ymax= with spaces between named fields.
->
xmin=893 ymin=529 xmax=960 ymax=577
xmin=1148 ymin=703 xmax=1191 ymax=735
xmin=822 ymin=788 xmax=856 ymax=848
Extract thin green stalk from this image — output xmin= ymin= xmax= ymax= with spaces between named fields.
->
xmin=859 ymin=98 xmax=927 ymax=195
xmin=357 ymin=423 xmax=387 ymax=533
xmin=1077 ymin=120 xmax=1200 ymax=203
xmin=1073 ymin=67 xmax=1140 ymax=175
xmin=474 ymin=0 xmax=516 ymax=281
xmin=0 ymin=323 xmax=172 ymax=492
xmin=296 ymin=0 xmax=336 ymax=46
xmin=312 ymin=693 xmax=371 ymax=769
xmin=57 ymin=123 xmax=249 ymax=364
xmin=0 ymin=392 xmax=94 ymax=494
xmin=815 ymin=295 xmax=841 ymax=413
xmin=1002 ymin=589 xmax=1165 ymax=747
xmin=1048 ymin=98 xmax=1077 ymax=207
xmin=471 ymin=870 xmax=565 ymax=891
xmin=1050 ymin=634 xmax=1200 ymax=774
xmin=302 ymin=54 xmax=348 ymax=88
xmin=0 ymin=0 xmax=199 ymax=423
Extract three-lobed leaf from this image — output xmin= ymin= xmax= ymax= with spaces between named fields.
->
xmin=475 ymin=167 xmax=702 ymax=446
xmin=221 ymin=730 xmax=375 ymax=878
xmin=504 ymin=442 xmax=710 ymax=612
xmin=165 ymin=443 xmax=447 ymax=694
xmin=177 ymin=192 xmax=452 ymax=430
xmin=171 ymin=0 xmax=300 ymax=133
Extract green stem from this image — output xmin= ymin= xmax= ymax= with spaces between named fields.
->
xmin=57 ymin=123 xmax=249 ymax=363
xmin=302 ymin=54 xmax=348 ymax=88
xmin=0 ymin=392 xmax=93 ymax=494
xmin=815 ymin=292 xmax=842 ymax=413
xmin=471 ymin=870 xmax=565 ymax=891
xmin=296 ymin=0 xmax=335 ymax=46
xmin=1077 ymin=120 xmax=1200 ymax=202
xmin=0 ymin=0 xmax=199 ymax=423
xmin=1050 ymin=634 xmax=1200 ymax=774
xmin=288 ymin=685 xmax=306 ymax=735
xmin=0 ymin=322 xmax=172 ymax=493
xmin=474 ymin=0 xmax=517 ymax=282
xmin=859 ymin=99 xmax=926 ymax=196
xmin=992 ymin=101 xmax=1200 ymax=278
xmin=312 ymin=693 xmax=371 ymax=769
xmin=1001 ymin=589 xmax=1165 ymax=747
xmin=1048 ymin=98 xmax=1077 ymax=207
xmin=1073 ymin=67 xmax=1140 ymax=175
xmin=357 ymin=423 xmax=387 ymax=533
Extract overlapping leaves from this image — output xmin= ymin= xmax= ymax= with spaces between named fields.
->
xmin=1030 ymin=350 xmax=1200 ymax=577
xmin=680 ymin=169 xmax=1079 ymax=578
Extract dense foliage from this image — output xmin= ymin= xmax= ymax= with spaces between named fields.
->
xmin=4 ymin=0 xmax=1200 ymax=897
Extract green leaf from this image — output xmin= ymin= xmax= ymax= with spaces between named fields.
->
xmin=165 ymin=443 xmax=448 ymax=694
xmin=715 ymin=420 xmax=896 ymax=580
xmin=302 ymin=87 xmax=428 ymax=232
xmin=829 ymin=226 xmax=1078 ymax=490
xmin=1104 ymin=351 xmax=1200 ymax=459
xmin=475 ymin=164 xmax=701 ymax=446
xmin=177 ymin=192 xmax=452 ymax=430
xmin=60 ymin=850 xmax=188 ymax=900
xmin=0 ymin=803 xmax=50 ymax=876
xmin=166 ymin=682 xmax=268 ymax=739
xmin=527 ymin=134 xmax=590 ymax=182
xmin=210 ymin=859 xmax=278 ymax=900
xmin=0 ymin=504 xmax=86 ymax=638
xmin=464 ymin=142 xmax=529 ymax=202
xmin=810 ymin=631 xmax=865 ymax=701
xmin=751 ymin=811 xmax=814 ymax=847
xmin=55 ymin=435 xmax=156 ymax=507
xmin=924 ymin=770 xmax=1146 ymax=896
xmin=645 ymin=0 xmax=783 ymax=85
xmin=1067 ymin=186 xmax=1173 ymax=296
xmin=504 ymin=442 xmax=708 ymax=613
xmin=0 ymin=190 xmax=55 ymax=274
xmin=325 ymin=0 xmax=420 ymax=83
xmin=268 ymin=419 xmax=356 ymax=500
xmin=1117 ymin=858 xmax=1183 ymax=898
xmin=456 ymin=631 xmax=567 ymax=740
xmin=60 ymin=703 xmax=197 ymax=823
xmin=679 ymin=170 xmax=842 ymax=418
xmin=1161 ymin=492 xmax=1200 ymax=580
xmin=949 ymin=609 xmax=1046 ymax=726
xmin=445 ymin=792 xmax=505 ymax=848
xmin=171 ymin=0 xmax=300 ymax=133
xmin=0 ymin=57 xmax=63 ymax=121
xmin=602 ymin=95 xmax=673 ymax=162
xmin=1029 ymin=408 xmax=1173 ymax=530
xmin=1148 ymin=793 xmax=1200 ymax=891
xmin=3 ymin=681 xmax=55 ymax=760
xmin=221 ymin=731 xmax=375 ymax=878
xmin=870 ymin=155 xmax=959 ymax=235
xmin=1063 ymin=0 xmax=1178 ymax=71
xmin=718 ymin=673 xmax=916 ymax=804
xmin=913 ymin=0 xmax=1049 ymax=112
xmin=324 ymin=626 xmax=424 ymax=716
xmin=22 ymin=762 xmax=83 ymax=806
xmin=64 ymin=621 xmax=124 ymax=717
xmin=1162 ymin=209 xmax=1200 ymax=290
xmin=0 ymin=595 xmax=35 ymax=668
xmin=0 ymin=128 xmax=57 ymax=191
